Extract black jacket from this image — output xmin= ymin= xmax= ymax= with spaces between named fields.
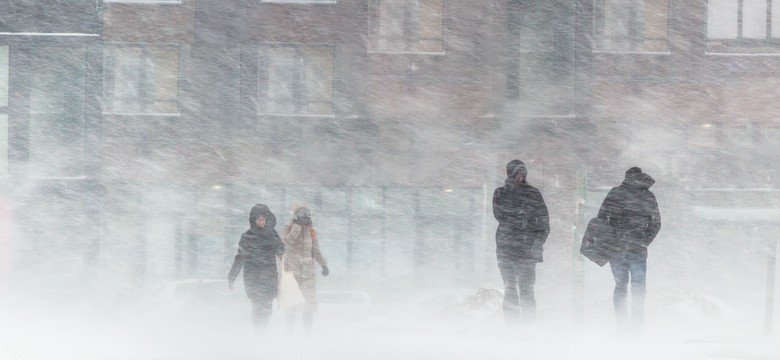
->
xmin=228 ymin=204 xmax=285 ymax=303
xmin=493 ymin=176 xmax=550 ymax=261
xmin=597 ymin=172 xmax=661 ymax=260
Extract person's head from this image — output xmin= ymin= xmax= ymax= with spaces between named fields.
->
xmin=293 ymin=206 xmax=312 ymax=226
xmin=507 ymin=160 xmax=528 ymax=184
xmin=506 ymin=159 xmax=524 ymax=177
xmin=249 ymin=203 xmax=276 ymax=229
xmin=625 ymin=166 xmax=642 ymax=180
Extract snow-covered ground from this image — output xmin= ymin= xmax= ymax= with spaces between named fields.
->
xmin=1 ymin=284 xmax=777 ymax=360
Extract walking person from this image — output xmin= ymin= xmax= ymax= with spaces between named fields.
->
xmin=282 ymin=206 xmax=329 ymax=334
xmin=227 ymin=204 xmax=285 ymax=333
xmin=493 ymin=160 xmax=550 ymax=324
xmin=597 ymin=167 xmax=661 ymax=330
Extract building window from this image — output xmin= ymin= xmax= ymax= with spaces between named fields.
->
xmin=0 ymin=46 xmax=7 ymax=176
xmin=103 ymin=0 xmax=182 ymax=3
xmin=506 ymin=1 xmax=576 ymax=116
xmin=28 ymin=47 xmax=86 ymax=178
xmin=260 ymin=0 xmax=335 ymax=3
xmin=594 ymin=0 xmax=669 ymax=52
xmin=708 ymin=0 xmax=780 ymax=41
xmin=103 ymin=45 xmax=179 ymax=114
xmin=257 ymin=46 xmax=334 ymax=116
xmin=368 ymin=0 xmax=444 ymax=53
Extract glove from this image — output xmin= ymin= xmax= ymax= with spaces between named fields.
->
xmin=321 ymin=265 xmax=330 ymax=277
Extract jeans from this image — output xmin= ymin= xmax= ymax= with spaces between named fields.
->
xmin=610 ymin=255 xmax=647 ymax=326
xmin=497 ymin=256 xmax=537 ymax=324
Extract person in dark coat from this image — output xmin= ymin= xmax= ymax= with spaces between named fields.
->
xmin=493 ymin=159 xmax=550 ymax=324
xmin=228 ymin=203 xmax=285 ymax=333
xmin=597 ymin=167 xmax=661 ymax=329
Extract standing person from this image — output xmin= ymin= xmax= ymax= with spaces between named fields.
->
xmin=493 ymin=159 xmax=550 ymax=324
xmin=282 ymin=206 xmax=329 ymax=334
xmin=597 ymin=167 xmax=661 ymax=330
xmin=228 ymin=204 xmax=285 ymax=333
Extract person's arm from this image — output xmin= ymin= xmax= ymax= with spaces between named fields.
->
xmin=283 ymin=223 xmax=301 ymax=247
xmin=534 ymin=189 xmax=551 ymax=243
xmin=644 ymin=193 xmax=661 ymax=246
xmin=310 ymin=228 xmax=329 ymax=276
xmin=492 ymin=187 xmax=506 ymax=222
xmin=227 ymin=236 xmax=247 ymax=289
xmin=597 ymin=188 xmax=619 ymax=222
xmin=272 ymin=229 xmax=285 ymax=257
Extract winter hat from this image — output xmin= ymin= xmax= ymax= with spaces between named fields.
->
xmin=506 ymin=159 xmax=527 ymax=178
xmin=625 ymin=167 xmax=642 ymax=179
xmin=293 ymin=206 xmax=312 ymax=226
xmin=506 ymin=159 xmax=522 ymax=177
xmin=511 ymin=161 xmax=528 ymax=179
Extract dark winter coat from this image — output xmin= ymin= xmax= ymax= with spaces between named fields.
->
xmin=493 ymin=175 xmax=550 ymax=262
xmin=228 ymin=204 xmax=285 ymax=303
xmin=596 ymin=172 xmax=661 ymax=260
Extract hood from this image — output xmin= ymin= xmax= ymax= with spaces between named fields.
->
xmin=623 ymin=172 xmax=655 ymax=190
xmin=249 ymin=203 xmax=277 ymax=229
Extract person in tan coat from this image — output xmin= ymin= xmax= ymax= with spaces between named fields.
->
xmin=282 ymin=206 xmax=329 ymax=333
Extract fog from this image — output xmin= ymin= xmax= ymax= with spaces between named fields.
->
xmin=1 ymin=1 xmax=779 ymax=359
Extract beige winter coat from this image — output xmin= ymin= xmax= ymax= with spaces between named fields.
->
xmin=283 ymin=222 xmax=327 ymax=311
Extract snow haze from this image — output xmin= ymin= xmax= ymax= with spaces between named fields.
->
xmin=1 ymin=1 xmax=779 ymax=359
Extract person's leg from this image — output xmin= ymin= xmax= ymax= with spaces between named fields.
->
xmin=610 ymin=257 xmax=630 ymax=326
xmin=629 ymin=258 xmax=647 ymax=327
xmin=517 ymin=260 xmax=537 ymax=323
xmin=497 ymin=254 xmax=521 ymax=324
xmin=286 ymin=310 xmax=296 ymax=334
xmin=251 ymin=299 xmax=272 ymax=333
xmin=302 ymin=311 xmax=314 ymax=335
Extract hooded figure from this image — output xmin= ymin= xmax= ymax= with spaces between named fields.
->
xmin=492 ymin=160 xmax=550 ymax=324
xmin=282 ymin=206 xmax=328 ymax=333
xmin=228 ymin=204 xmax=285 ymax=332
xmin=596 ymin=167 xmax=661 ymax=329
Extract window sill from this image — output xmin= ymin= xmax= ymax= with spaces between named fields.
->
xmin=367 ymin=50 xmax=446 ymax=55
xmin=27 ymin=175 xmax=88 ymax=180
xmin=103 ymin=0 xmax=182 ymax=4
xmin=705 ymin=51 xmax=780 ymax=56
xmin=257 ymin=113 xmax=335 ymax=118
xmin=260 ymin=0 xmax=336 ymax=3
xmin=102 ymin=112 xmax=181 ymax=116
xmin=592 ymin=50 xmax=671 ymax=55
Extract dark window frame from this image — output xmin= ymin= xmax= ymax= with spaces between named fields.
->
xmin=593 ymin=0 xmax=670 ymax=52
xmin=103 ymin=43 xmax=181 ymax=115
xmin=707 ymin=0 xmax=780 ymax=47
xmin=256 ymin=43 xmax=336 ymax=117
xmin=367 ymin=0 xmax=446 ymax=54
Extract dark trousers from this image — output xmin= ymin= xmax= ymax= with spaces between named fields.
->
xmin=251 ymin=299 xmax=273 ymax=333
xmin=610 ymin=256 xmax=647 ymax=326
xmin=497 ymin=256 xmax=537 ymax=323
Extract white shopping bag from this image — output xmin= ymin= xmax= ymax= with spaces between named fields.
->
xmin=276 ymin=256 xmax=305 ymax=309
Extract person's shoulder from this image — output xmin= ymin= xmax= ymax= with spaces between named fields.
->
xmin=523 ymin=183 xmax=543 ymax=194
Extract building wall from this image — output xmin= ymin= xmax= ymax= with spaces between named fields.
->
xmin=0 ymin=1 xmax=777 ymax=311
